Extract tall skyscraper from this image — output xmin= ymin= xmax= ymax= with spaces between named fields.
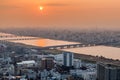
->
xmin=63 ymin=52 xmax=74 ymax=67
xmin=97 ymin=62 xmax=120 ymax=80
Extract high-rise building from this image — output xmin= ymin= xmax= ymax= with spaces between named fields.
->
xmin=41 ymin=57 xmax=54 ymax=71
xmin=63 ymin=52 xmax=74 ymax=67
xmin=97 ymin=62 xmax=120 ymax=80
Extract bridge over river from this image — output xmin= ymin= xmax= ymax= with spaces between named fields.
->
xmin=0 ymin=37 xmax=40 ymax=41
xmin=32 ymin=41 xmax=119 ymax=50
xmin=34 ymin=43 xmax=97 ymax=50
xmin=0 ymin=35 xmax=118 ymax=50
xmin=0 ymin=36 xmax=97 ymax=49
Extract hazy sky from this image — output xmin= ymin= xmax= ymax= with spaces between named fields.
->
xmin=0 ymin=0 xmax=120 ymax=30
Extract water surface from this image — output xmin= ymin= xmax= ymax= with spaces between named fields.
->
xmin=62 ymin=46 xmax=120 ymax=60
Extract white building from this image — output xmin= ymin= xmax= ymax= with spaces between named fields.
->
xmin=17 ymin=60 xmax=36 ymax=67
xmin=54 ymin=54 xmax=63 ymax=65
xmin=82 ymin=71 xmax=96 ymax=80
xmin=73 ymin=59 xmax=82 ymax=69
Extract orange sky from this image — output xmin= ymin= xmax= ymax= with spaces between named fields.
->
xmin=0 ymin=0 xmax=120 ymax=30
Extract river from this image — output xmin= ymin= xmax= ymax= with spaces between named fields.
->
xmin=0 ymin=33 xmax=120 ymax=60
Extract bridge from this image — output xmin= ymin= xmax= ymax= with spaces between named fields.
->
xmin=0 ymin=37 xmax=98 ymax=50
xmin=0 ymin=35 xmax=119 ymax=50
xmin=0 ymin=33 xmax=17 ymax=38
xmin=0 ymin=37 xmax=40 ymax=43
xmin=0 ymin=35 xmax=17 ymax=38
xmin=34 ymin=43 xmax=97 ymax=50
xmin=0 ymin=34 xmax=36 ymax=39
xmin=34 ymin=40 xmax=119 ymax=50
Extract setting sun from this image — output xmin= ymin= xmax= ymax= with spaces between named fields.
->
xmin=39 ymin=6 xmax=44 ymax=11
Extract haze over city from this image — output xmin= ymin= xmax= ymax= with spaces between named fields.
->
xmin=0 ymin=0 xmax=120 ymax=80
xmin=0 ymin=0 xmax=120 ymax=30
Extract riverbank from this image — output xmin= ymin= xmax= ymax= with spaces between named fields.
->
xmin=1 ymin=40 xmax=120 ymax=66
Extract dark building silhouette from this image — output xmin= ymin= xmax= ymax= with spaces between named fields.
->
xmin=41 ymin=57 xmax=54 ymax=71
xmin=97 ymin=62 xmax=120 ymax=80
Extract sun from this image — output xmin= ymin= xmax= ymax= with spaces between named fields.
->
xmin=39 ymin=6 xmax=44 ymax=11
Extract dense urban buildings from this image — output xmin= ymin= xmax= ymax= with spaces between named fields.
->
xmin=0 ymin=42 xmax=98 ymax=80
xmin=0 ymin=32 xmax=119 ymax=80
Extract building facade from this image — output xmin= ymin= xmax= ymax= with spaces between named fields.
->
xmin=63 ymin=52 xmax=74 ymax=67
xmin=41 ymin=57 xmax=54 ymax=70
xmin=97 ymin=62 xmax=120 ymax=80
